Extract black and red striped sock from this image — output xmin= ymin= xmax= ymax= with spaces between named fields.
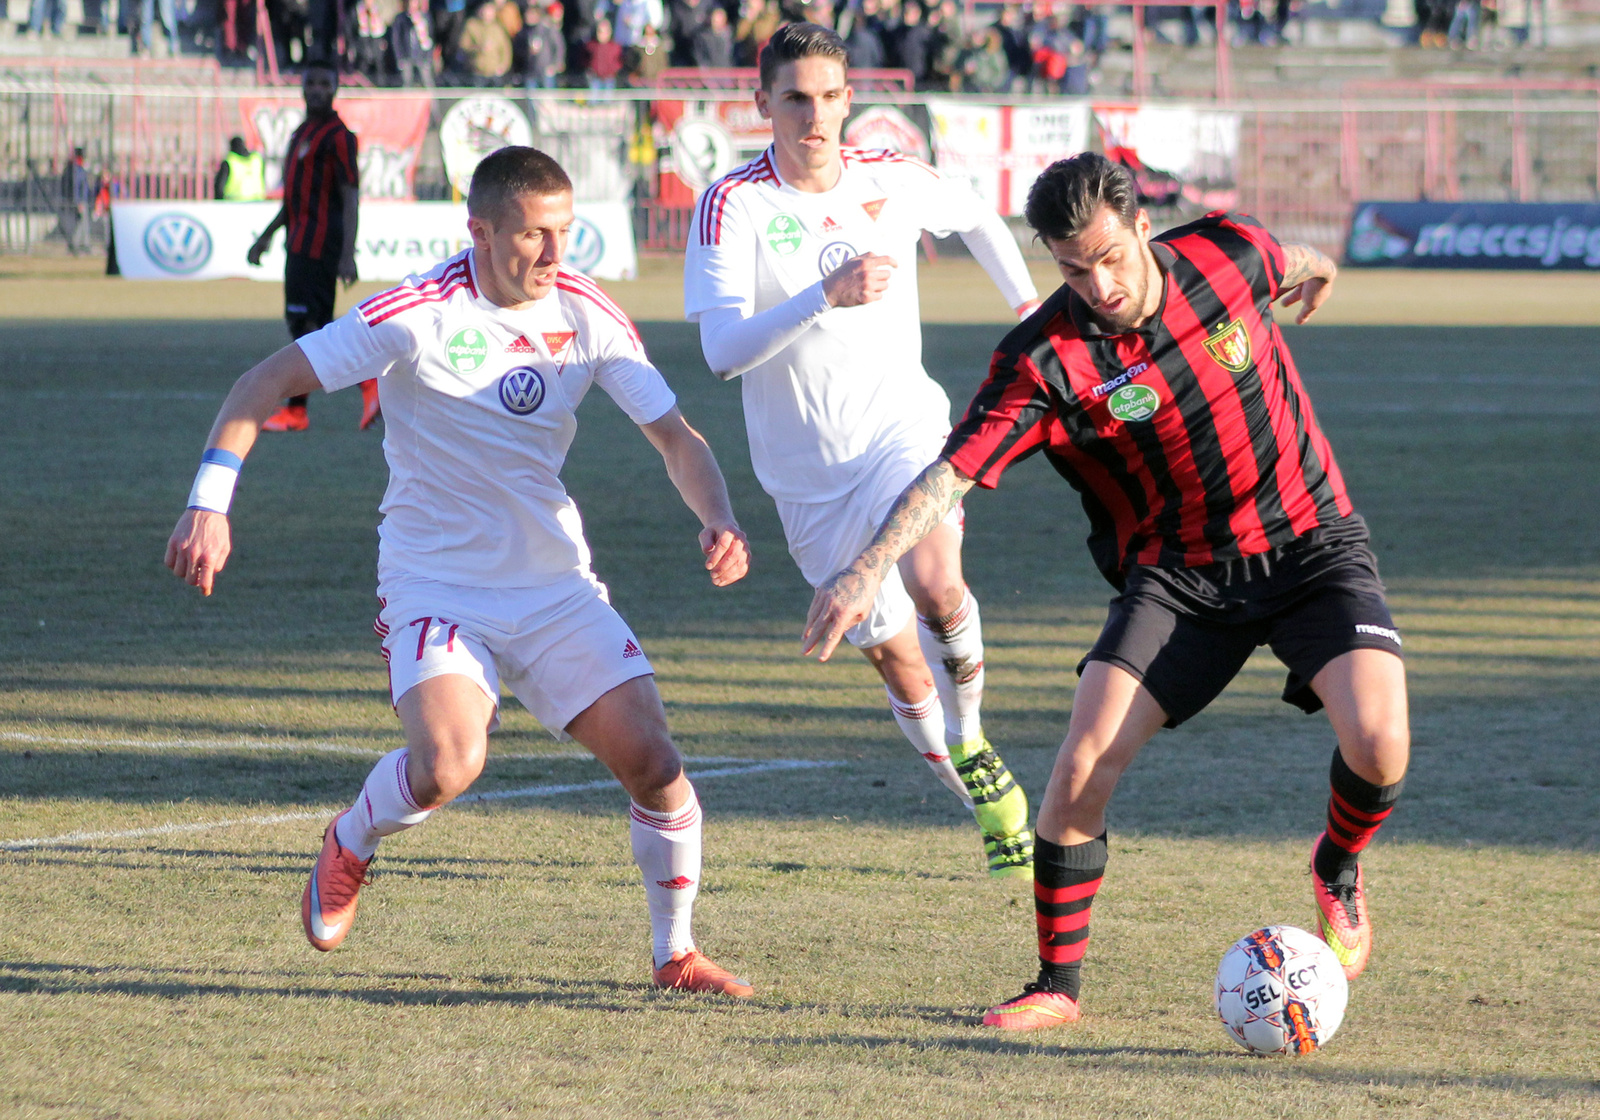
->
xmin=1314 ymin=747 xmax=1405 ymax=883
xmin=1033 ymin=833 xmax=1106 ymax=1000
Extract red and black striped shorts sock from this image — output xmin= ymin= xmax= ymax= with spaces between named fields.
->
xmin=1033 ymin=833 xmax=1107 ymax=1000
xmin=1315 ymin=747 xmax=1405 ymax=883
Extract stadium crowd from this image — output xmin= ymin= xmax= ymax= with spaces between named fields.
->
xmin=7 ymin=0 xmax=1542 ymax=84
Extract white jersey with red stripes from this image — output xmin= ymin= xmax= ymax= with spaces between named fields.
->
xmin=684 ymin=145 xmax=1000 ymax=504
xmin=298 ymin=249 xmax=676 ymax=588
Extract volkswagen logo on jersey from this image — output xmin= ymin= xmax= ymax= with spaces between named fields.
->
xmin=565 ymin=215 xmax=605 ymax=274
xmin=498 ymin=366 xmax=547 ymax=415
xmin=143 ymin=212 xmax=213 ymax=274
xmin=818 ymin=240 xmax=857 ymax=275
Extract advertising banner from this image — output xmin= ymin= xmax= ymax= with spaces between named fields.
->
xmin=238 ymin=96 xmax=434 ymax=201
xmin=650 ymin=98 xmax=933 ymax=207
xmin=1093 ymin=104 xmax=1241 ymax=210
xmin=926 ymin=99 xmax=1091 ymax=216
xmin=1346 ymin=201 xmax=1600 ymax=270
xmin=112 ymin=200 xmax=638 ymax=282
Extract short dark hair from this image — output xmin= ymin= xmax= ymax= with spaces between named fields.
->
xmin=467 ymin=146 xmax=573 ymax=224
xmin=758 ymin=22 xmax=848 ymax=90
xmin=303 ymin=57 xmax=340 ymax=78
xmin=1024 ymin=152 xmax=1139 ymax=242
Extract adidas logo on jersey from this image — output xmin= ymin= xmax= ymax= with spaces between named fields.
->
xmin=622 ymin=639 xmax=644 ymax=659
xmin=820 ymin=216 xmax=842 ymax=233
xmin=505 ymin=334 xmax=537 ymax=353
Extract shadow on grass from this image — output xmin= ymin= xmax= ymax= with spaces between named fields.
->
xmin=747 ymin=1032 xmax=1600 ymax=1097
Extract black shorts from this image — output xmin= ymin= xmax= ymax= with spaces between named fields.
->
xmin=1079 ymin=516 xmax=1402 ymax=727
xmin=284 ymin=251 xmax=339 ymax=336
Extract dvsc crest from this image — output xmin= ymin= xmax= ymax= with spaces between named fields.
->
xmin=1203 ymin=318 xmax=1253 ymax=373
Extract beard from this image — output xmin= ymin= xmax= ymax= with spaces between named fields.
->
xmin=1089 ymin=257 xmax=1152 ymax=334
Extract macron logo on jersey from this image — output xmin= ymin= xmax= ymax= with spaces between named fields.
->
xmin=505 ymin=334 xmax=537 ymax=353
xmin=1355 ymin=624 xmax=1402 ymax=646
xmin=1090 ymin=363 xmax=1151 ymax=400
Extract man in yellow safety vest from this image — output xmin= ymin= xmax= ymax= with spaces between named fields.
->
xmin=215 ymin=136 xmax=266 ymax=201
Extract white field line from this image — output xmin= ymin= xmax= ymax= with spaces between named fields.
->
xmin=0 ymin=732 xmax=754 ymax=765
xmin=0 ymin=759 xmax=843 ymax=851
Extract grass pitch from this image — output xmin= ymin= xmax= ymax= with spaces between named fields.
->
xmin=1 ymin=292 xmax=1598 ymax=1118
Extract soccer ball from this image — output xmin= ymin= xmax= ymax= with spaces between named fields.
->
xmin=1214 ymin=925 xmax=1348 ymax=1055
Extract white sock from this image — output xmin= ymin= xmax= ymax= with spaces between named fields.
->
xmin=917 ymin=587 xmax=986 ymax=747
xmin=887 ymin=687 xmax=974 ymax=809
xmin=630 ymin=787 xmax=703 ymax=969
xmin=335 ymin=747 xmax=433 ymax=861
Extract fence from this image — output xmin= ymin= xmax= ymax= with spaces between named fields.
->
xmin=4 ymin=80 xmax=1599 ymax=259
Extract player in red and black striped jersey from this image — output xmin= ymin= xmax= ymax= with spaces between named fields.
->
xmin=246 ymin=61 xmax=376 ymax=431
xmin=802 ymin=153 xmax=1410 ymax=1028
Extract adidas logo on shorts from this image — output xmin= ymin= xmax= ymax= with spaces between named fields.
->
xmin=622 ymin=639 xmax=643 ymax=659
xmin=506 ymin=334 xmax=537 ymax=353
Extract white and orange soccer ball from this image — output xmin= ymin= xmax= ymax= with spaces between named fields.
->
xmin=1214 ymin=925 xmax=1348 ymax=1055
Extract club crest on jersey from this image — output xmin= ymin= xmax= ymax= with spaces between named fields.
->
xmin=818 ymin=241 xmax=857 ymax=274
xmin=1107 ymin=384 xmax=1161 ymax=423
xmin=505 ymin=334 xmax=537 ymax=353
xmin=498 ymin=366 xmax=546 ymax=415
xmin=862 ymin=198 xmax=887 ymax=221
xmin=446 ymin=327 xmax=490 ymax=373
xmin=542 ymin=331 xmax=576 ymax=354
xmin=1203 ymin=318 xmax=1253 ymax=373
xmin=766 ymin=214 xmax=802 ymax=256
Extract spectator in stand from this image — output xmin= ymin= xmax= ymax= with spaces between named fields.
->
xmin=614 ymin=0 xmax=664 ymax=47
xmin=925 ymin=2 xmax=960 ymax=90
xmin=669 ymin=0 xmax=715 ymax=64
xmin=27 ymin=0 xmax=66 ymax=38
xmin=457 ymin=0 xmax=515 ymax=82
xmin=842 ymin=0 xmax=887 ymax=68
xmin=1069 ymin=2 xmax=1106 ymax=62
xmin=893 ymin=1 xmax=936 ymax=88
xmin=215 ymin=135 xmax=267 ymax=200
xmin=497 ymin=0 xmax=524 ymax=41
xmin=521 ymin=1 xmax=567 ymax=86
xmin=956 ymin=24 xmax=1010 ymax=94
xmin=392 ymin=0 xmax=439 ymax=86
xmin=1415 ymin=0 xmax=1452 ymax=46
xmin=735 ymin=0 xmax=781 ymax=65
xmin=349 ymin=0 xmax=392 ymax=82
xmin=625 ymin=19 xmax=668 ymax=82
xmin=995 ymin=3 xmax=1030 ymax=90
xmin=135 ymin=0 xmax=178 ymax=54
xmin=434 ymin=0 xmax=470 ymax=59
xmin=1031 ymin=7 xmax=1085 ymax=94
xmin=1447 ymin=0 xmax=1480 ymax=47
xmin=584 ymin=15 xmax=625 ymax=86
xmin=692 ymin=4 xmax=734 ymax=66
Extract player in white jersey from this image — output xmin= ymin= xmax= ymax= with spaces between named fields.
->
xmin=165 ymin=147 xmax=756 ymax=998
xmin=684 ymin=22 xmax=1042 ymax=878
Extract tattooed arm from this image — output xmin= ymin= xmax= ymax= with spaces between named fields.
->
xmin=801 ymin=458 xmax=976 ymax=661
xmin=1276 ymin=242 xmax=1339 ymax=325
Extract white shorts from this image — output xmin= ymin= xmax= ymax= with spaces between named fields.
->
xmin=775 ymin=433 xmax=962 ymax=650
xmin=375 ymin=565 xmax=654 ymax=740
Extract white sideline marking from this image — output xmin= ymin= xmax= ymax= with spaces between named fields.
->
xmin=0 ymin=732 xmax=756 ymax=766
xmin=0 ymin=759 xmax=843 ymax=851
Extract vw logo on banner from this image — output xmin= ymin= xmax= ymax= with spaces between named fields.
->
xmin=566 ymin=216 xmax=605 ymax=274
xmin=143 ymin=212 xmax=213 ymax=274
xmin=498 ymin=366 xmax=547 ymax=415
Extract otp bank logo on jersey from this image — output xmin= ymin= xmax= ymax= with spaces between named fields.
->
xmin=142 ymin=212 xmax=213 ymax=274
xmin=818 ymin=241 xmax=857 ymax=274
xmin=446 ymin=327 xmax=490 ymax=373
xmin=498 ymin=366 xmax=546 ymax=415
xmin=1107 ymin=384 xmax=1161 ymax=422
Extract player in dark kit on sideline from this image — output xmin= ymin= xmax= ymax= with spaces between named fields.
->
xmin=802 ymin=152 xmax=1410 ymax=1030
xmin=246 ymin=60 xmax=379 ymax=433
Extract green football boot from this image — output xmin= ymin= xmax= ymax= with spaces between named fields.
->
xmin=951 ymin=734 xmax=1034 ymax=879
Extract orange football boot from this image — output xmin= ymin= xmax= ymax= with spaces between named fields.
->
xmin=1311 ymin=831 xmax=1373 ymax=980
xmin=261 ymin=403 xmax=309 ymax=432
xmin=301 ymin=812 xmax=371 ymax=951
xmin=982 ymin=984 xmax=1081 ymax=1030
xmin=652 ymin=949 xmax=753 ymax=998
xmin=358 ymin=379 xmax=381 ymax=430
